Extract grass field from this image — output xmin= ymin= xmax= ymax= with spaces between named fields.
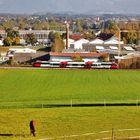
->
xmin=1 ymin=107 xmax=140 ymax=140
xmin=0 ymin=69 xmax=140 ymax=107
xmin=1 ymin=69 xmax=140 ymax=139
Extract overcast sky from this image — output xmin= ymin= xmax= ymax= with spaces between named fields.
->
xmin=0 ymin=0 xmax=140 ymax=14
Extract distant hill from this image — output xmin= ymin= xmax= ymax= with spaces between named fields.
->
xmin=0 ymin=0 xmax=140 ymax=14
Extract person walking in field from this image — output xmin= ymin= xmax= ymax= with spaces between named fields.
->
xmin=29 ymin=120 xmax=36 ymax=137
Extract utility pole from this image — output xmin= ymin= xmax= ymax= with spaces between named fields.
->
xmin=115 ymin=24 xmax=122 ymax=65
xmin=66 ymin=21 xmax=69 ymax=49
xmin=115 ymin=25 xmax=121 ymax=57
xmin=112 ymin=128 xmax=114 ymax=140
xmin=118 ymin=29 xmax=121 ymax=57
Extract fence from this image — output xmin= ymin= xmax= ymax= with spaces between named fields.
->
xmin=1 ymin=99 xmax=140 ymax=109
xmin=38 ymin=128 xmax=140 ymax=140
xmin=1 ymin=103 xmax=140 ymax=140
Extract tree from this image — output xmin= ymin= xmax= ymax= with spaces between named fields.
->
xmin=51 ymin=32 xmax=64 ymax=52
xmin=127 ymin=31 xmax=137 ymax=44
xmin=32 ymin=21 xmax=42 ymax=30
xmin=103 ymin=20 xmax=119 ymax=35
xmin=14 ymin=36 xmax=20 ymax=45
xmin=48 ymin=31 xmax=55 ymax=42
xmin=25 ymin=33 xmax=37 ymax=46
xmin=16 ymin=17 xmax=26 ymax=30
xmin=5 ymin=28 xmax=19 ymax=38
xmin=2 ymin=20 xmax=14 ymax=29
xmin=76 ymin=19 xmax=83 ymax=33
xmin=71 ymin=54 xmax=83 ymax=62
xmin=4 ymin=28 xmax=20 ymax=46
xmin=41 ymin=21 xmax=49 ymax=30
xmin=82 ymin=30 xmax=95 ymax=40
xmin=3 ymin=37 xmax=13 ymax=46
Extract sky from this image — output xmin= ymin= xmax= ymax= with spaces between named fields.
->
xmin=0 ymin=0 xmax=140 ymax=14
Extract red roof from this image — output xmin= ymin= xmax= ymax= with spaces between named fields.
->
xmin=70 ymin=34 xmax=82 ymax=41
xmin=50 ymin=52 xmax=108 ymax=58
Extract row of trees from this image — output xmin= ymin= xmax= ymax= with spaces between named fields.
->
xmin=0 ymin=17 xmax=65 ymax=31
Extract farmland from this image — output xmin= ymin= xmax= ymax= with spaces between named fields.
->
xmin=1 ymin=107 xmax=140 ymax=140
xmin=1 ymin=69 xmax=140 ymax=140
xmin=0 ymin=69 xmax=140 ymax=107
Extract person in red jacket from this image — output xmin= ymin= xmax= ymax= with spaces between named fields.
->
xmin=29 ymin=120 xmax=36 ymax=137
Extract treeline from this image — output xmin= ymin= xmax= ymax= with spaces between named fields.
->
xmin=1 ymin=17 xmax=140 ymax=48
xmin=102 ymin=20 xmax=140 ymax=44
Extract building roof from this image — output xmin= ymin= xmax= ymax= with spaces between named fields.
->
xmin=70 ymin=34 xmax=82 ymax=41
xmin=104 ymin=36 xmax=124 ymax=45
xmin=124 ymin=46 xmax=134 ymax=51
xmin=96 ymin=46 xmax=104 ymax=50
xmin=74 ymin=39 xmax=89 ymax=44
xmin=89 ymin=38 xmax=104 ymax=44
xmin=109 ymin=46 xmax=118 ymax=50
xmin=63 ymin=38 xmax=75 ymax=43
xmin=50 ymin=52 xmax=107 ymax=58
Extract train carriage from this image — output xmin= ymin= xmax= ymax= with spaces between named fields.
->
xmin=33 ymin=61 xmax=119 ymax=69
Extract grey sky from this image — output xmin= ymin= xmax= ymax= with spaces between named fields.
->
xmin=0 ymin=0 xmax=139 ymax=14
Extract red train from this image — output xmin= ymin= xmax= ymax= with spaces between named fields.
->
xmin=33 ymin=61 xmax=119 ymax=69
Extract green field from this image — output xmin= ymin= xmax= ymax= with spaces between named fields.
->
xmin=1 ymin=107 xmax=140 ymax=140
xmin=0 ymin=69 xmax=140 ymax=107
xmin=1 ymin=69 xmax=140 ymax=140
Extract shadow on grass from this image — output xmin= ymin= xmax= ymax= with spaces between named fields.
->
xmin=0 ymin=103 xmax=139 ymax=109
xmin=0 ymin=134 xmax=28 ymax=137
xmin=0 ymin=134 xmax=13 ymax=137
xmin=38 ymin=103 xmax=139 ymax=108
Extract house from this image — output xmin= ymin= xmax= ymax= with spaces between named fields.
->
xmin=104 ymin=37 xmax=124 ymax=45
xmin=89 ymin=38 xmax=104 ymax=45
xmin=70 ymin=34 xmax=83 ymax=41
xmin=20 ymin=39 xmax=26 ymax=46
xmin=63 ymin=38 xmax=75 ymax=48
xmin=87 ymin=38 xmax=105 ymax=51
xmin=70 ymin=39 xmax=89 ymax=49
xmin=0 ymin=47 xmax=9 ymax=63
xmin=0 ymin=40 xmax=3 ymax=46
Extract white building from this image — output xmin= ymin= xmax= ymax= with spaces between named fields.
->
xmin=63 ymin=38 xmax=75 ymax=48
xmin=20 ymin=39 xmax=26 ymax=45
xmin=104 ymin=37 xmax=124 ymax=45
xmin=0 ymin=40 xmax=3 ymax=46
xmin=89 ymin=38 xmax=104 ymax=45
xmin=50 ymin=52 xmax=107 ymax=62
xmin=71 ymin=39 xmax=89 ymax=49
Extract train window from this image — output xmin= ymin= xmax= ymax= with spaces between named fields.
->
xmin=72 ymin=64 xmax=79 ymax=66
xmin=101 ymin=63 xmax=111 ymax=66
xmin=41 ymin=62 xmax=50 ymax=65
xmin=92 ymin=64 xmax=98 ymax=66
xmin=52 ymin=63 xmax=59 ymax=66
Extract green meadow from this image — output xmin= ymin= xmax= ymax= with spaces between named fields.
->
xmin=1 ymin=107 xmax=140 ymax=140
xmin=0 ymin=69 xmax=140 ymax=107
xmin=1 ymin=69 xmax=140 ymax=139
